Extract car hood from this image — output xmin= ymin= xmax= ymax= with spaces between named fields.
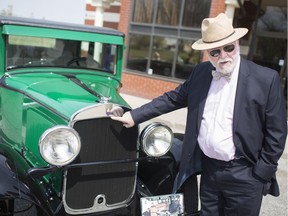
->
xmin=1 ymin=72 xmax=127 ymax=120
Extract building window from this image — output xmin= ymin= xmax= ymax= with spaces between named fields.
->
xmin=182 ymin=0 xmax=211 ymax=27
xmin=127 ymin=34 xmax=150 ymax=72
xmin=156 ymin=0 xmax=181 ymax=26
xmin=132 ymin=0 xmax=154 ymax=23
xmin=127 ymin=0 xmax=210 ymax=80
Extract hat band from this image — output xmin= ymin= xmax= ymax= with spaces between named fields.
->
xmin=203 ymin=30 xmax=235 ymax=44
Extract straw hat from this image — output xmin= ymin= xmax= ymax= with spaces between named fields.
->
xmin=192 ymin=13 xmax=248 ymax=50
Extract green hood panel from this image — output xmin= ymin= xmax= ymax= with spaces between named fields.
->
xmin=3 ymin=72 xmax=126 ymax=119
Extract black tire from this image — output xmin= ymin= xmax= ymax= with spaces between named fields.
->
xmin=0 ymin=200 xmax=14 ymax=216
xmin=0 ymin=199 xmax=46 ymax=216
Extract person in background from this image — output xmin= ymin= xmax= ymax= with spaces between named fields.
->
xmin=110 ymin=13 xmax=287 ymax=216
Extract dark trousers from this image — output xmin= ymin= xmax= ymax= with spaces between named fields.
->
xmin=200 ymin=155 xmax=263 ymax=216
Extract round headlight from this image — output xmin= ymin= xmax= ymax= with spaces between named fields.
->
xmin=140 ymin=123 xmax=173 ymax=157
xmin=39 ymin=126 xmax=81 ymax=166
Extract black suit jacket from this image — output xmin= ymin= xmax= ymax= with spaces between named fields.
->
xmin=131 ymin=58 xmax=287 ymax=196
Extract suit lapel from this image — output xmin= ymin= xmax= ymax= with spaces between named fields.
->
xmin=233 ymin=58 xmax=250 ymax=132
xmin=197 ymin=73 xmax=213 ymax=132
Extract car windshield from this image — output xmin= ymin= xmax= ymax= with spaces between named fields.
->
xmin=5 ymin=35 xmax=118 ymax=74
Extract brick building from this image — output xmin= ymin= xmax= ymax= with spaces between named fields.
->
xmin=85 ymin=0 xmax=287 ymax=103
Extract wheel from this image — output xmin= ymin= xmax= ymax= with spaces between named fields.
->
xmin=0 ymin=199 xmax=46 ymax=216
xmin=66 ymin=57 xmax=100 ymax=68
xmin=66 ymin=57 xmax=87 ymax=66
xmin=0 ymin=200 xmax=14 ymax=216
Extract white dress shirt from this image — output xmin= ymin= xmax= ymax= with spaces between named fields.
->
xmin=198 ymin=58 xmax=240 ymax=161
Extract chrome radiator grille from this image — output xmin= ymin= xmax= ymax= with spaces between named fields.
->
xmin=64 ymin=117 xmax=138 ymax=213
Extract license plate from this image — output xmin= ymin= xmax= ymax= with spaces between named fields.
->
xmin=140 ymin=193 xmax=184 ymax=216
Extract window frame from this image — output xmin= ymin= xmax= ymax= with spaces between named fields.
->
xmin=126 ymin=0 xmax=210 ymax=80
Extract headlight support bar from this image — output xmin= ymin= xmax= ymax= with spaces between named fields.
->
xmin=26 ymin=155 xmax=173 ymax=179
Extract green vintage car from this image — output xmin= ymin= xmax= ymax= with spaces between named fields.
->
xmin=0 ymin=16 xmax=199 ymax=216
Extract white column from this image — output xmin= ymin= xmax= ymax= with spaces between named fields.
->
xmin=225 ymin=0 xmax=243 ymax=22
xmin=91 ymin=0 xmax=117 ymax=26
xmin=94 ymin=6 xmax=104 ymax=27
xmin=90 ymin=0 xmax=114 ymax=61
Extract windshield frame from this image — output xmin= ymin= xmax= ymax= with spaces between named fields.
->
xmin=5 ymin=34 xmax=119 ymax=74
xmin=1 ymin=21 xmax=125 ymax=79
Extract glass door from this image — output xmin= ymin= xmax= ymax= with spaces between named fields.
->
xmin=250 ymin=5 xmax=287 ymax=109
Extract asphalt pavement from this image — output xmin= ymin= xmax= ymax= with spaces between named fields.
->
xmin=121 ymin=93 xmax=288 ymax=216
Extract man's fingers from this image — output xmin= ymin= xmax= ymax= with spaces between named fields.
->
xmin=108 ymin=106 xmax=124 ymax=117
xmin=110 ymin=115 xmax=122 ymax=121
xmin=110 ymin=112 xmax=135 ymax=128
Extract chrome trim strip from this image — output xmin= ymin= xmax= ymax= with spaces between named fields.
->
xmin=70 ymin=102 xmax=130 ymax=124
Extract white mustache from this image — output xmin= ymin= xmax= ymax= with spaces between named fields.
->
xmin=218 ymin=58 xmax=232 ymax=64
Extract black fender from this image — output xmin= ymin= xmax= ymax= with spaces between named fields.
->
xmin=137 ymin=133 xmax=200 ymax=215
xmin=137 ymin=133 xmax=185 ymax=196
xmin=137 ymin=152 xmax=177 ymax=196
xmin=0 ymin=153 xmax=41 ymax=215
xmin=0 ymin=154 xmax=33 ymax=200
xmin=172 ymin=133 xmax=200 ymax=214
xmin=0 ymin=146 xmax=62 ymax=216
xmin=170 ymin=133 xmax=185 ymax=168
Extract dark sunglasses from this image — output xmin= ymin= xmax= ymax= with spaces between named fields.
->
xmin=209 ymin=44 xmax=235 ymax=57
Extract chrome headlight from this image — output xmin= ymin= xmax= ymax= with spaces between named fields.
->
xmin=140 ymin=123 xmax=173 ymax=157
xmin=39 ymin=126 xmax=81 ymax=166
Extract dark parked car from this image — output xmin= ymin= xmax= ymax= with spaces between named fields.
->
xmin=0 ymin=16 xmax=199 ymax=215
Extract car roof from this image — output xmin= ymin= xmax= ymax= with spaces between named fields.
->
xmin=0 ymin=15 xmax=124 ymax=37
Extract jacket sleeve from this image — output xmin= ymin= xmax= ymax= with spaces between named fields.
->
xmin=130 ymin=78 xmax=190 ymax=125
xmin=130 ymin=61 xmax=213 ymax=125
xmin=253 ymin=72 xmax=287 ymax=182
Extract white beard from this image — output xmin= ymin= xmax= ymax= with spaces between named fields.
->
xmin=208 ymin=53 xmax=240 ymax=74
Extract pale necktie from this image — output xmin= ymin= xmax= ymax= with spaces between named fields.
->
xmin=212 ymin=70 xmax=231 ymax=81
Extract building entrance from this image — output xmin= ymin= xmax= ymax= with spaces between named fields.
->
xmin=238 ymin=1 xmax=287 ymax=109
xmin=253 ymin=4 xmax=287 ymax=109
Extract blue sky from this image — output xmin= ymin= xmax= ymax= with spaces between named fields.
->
xmin=0 ymin=0 xmax=86 ymax=24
